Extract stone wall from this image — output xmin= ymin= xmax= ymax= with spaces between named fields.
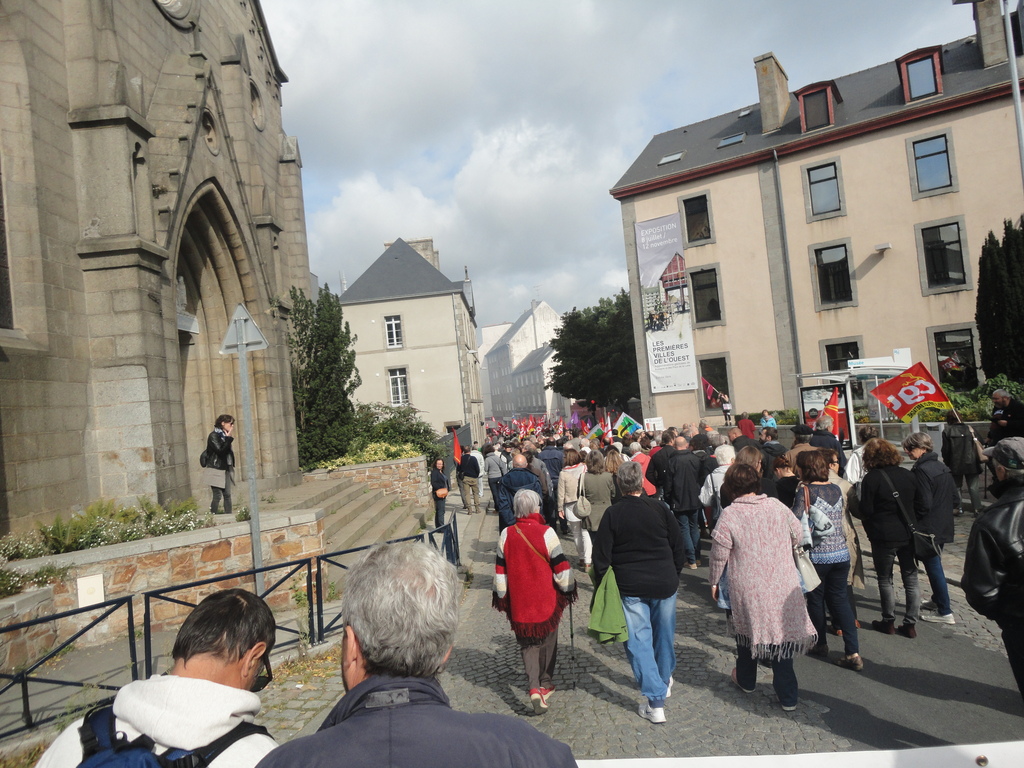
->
xmin=0 ymin=510 xmax=324 ymax=674
xmin=305 ymin=455 xmax=430 ymax=505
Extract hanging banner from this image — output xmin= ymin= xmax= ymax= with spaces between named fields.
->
xmin=635 ymin=213 xmax=698 ymax=393
xmin=869 ymin=362 xmax=952 ymax=422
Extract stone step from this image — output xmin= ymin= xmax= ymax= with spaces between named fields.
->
xmin=321 ymin=485 xmax=387 ymax=542
xmin=258 ymin=477 xmax=354 ymax=514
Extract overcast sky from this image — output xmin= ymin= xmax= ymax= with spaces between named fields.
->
xmin=259 ymin=0 xmax=975 ymax=331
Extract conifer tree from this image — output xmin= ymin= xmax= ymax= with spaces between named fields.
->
xmin=976 ymin=218 xmax=1024 ymax=382
xmin=287 ymin=285 xmax=361 ymax=466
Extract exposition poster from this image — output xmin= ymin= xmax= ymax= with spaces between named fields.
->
xmin=634 ymin=213 xmax=697 ymax=393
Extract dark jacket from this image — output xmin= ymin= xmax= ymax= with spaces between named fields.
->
xmin=537 ymin=447 xmax=564 ymax=495
xmin=810 ymin=430 xmax=847 ymax=473
xmin=963 ymin=485 xmax=1024 ymax=623
xmin=760 ymin=440 xmax=787 ymax=477
xmin=459 ymin=453 xmax=480 ymax=479
xmin=593 ymin=495 xmax=685 ymax=599
xmin=430 ymin=468 xmax=450 ymax=498
xmin=205 ymin=429 xmax=234 ymax=471
xmin=990 ymin=397 xmax=1024 ymax=443
xmin=664 ymin=450 xmax=706 ymax=512
xmin=644 ymin=444 xmax=676 ymax=492
xmin=941 ymin=423 xmax=981 ymax=475
xmin=859 ymin=465 xmax=918 ymax=546
xmin=256 ymin=675 xmax=576 ymax=768
xmin=496 ymin=469 xmax=543 ymax=530
xmin=911 ymin=451 xmax=958 ymax=544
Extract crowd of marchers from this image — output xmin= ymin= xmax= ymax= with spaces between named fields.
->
xmin=32 ymin=395 xmax=1024 ymax=768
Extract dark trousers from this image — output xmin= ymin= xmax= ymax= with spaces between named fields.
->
xmin=735 ymin=642 xmax=797 ymax=708
xmin=433 ymin=494 xmax=446 ymax=528
xmin=999 ymin=619 xmax=1024 ymax=707
xmin=487 ymin=478 xmax=502 ymax=511
xmin=872 ymin=542 xmax=920 ymax=625
xmin=517 ymin=630 xmax=558 ymax=691
xmin=675 ymin=509 xmax=701 ymax=564
xmin=806 ymin=560 xmax=859 ymax=655
xmin=210 ymin=469 xmax=233 ymax=516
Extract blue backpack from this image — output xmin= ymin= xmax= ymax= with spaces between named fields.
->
xmin=78 ymin=705 xmax=269 ymax=768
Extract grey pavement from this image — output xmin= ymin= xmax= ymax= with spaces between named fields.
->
xmin=4 ymin=481 xmax=1022 ymax=761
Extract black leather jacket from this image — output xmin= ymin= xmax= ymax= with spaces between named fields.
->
xmin=963 ymin=485 xmax=1024 ymax=623
xmin=206 ymin=429 xmax=234 ymax=471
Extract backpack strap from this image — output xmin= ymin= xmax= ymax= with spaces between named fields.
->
xmin=79 ymin=704 xmax=116 ymax=759
xmin=159 ymin=723 xmax=271 ymax=768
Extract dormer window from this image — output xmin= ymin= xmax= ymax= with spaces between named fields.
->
xmin=897 ymin=47 xmax=943 ymax=103
xmin=795 ymin=82 xmax=841 ymax=133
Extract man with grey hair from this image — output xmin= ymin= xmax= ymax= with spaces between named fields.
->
xmin=988 ymin=389 xmax=1024 ymax=445
xmin=256 ymin=542 xmax=576 ymax=768
xmin=810 ymin=414 xmax=846 ymax=474
xmin=963 ymin=437 xmax=1024 ymax=705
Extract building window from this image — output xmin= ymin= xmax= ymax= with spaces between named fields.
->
xmin=808 ymin=163 xmax=841 ymax=216
xmin=922 ymin=222 xmax=965 ymax=288
xmin=933 ymin=327 xmax=978 ymax=390
xmin=814 ymin=244 xmax=853 ymax=306
xmin=388 ymin=368 xmax=408 ymax=406
xmin=897 ymin=48 xmax=942 ymax=102
xmin=825 ymin=341 xmax=859 ymax=371
xmin=915 ymin=216 xmax=971 ymax=295
xmin=907 ymin=129 xmax=958 ymax=199
xmin=698 ymin=355 xmax=730 ymax=414
xmin=385 ymin=315 xmax=403 ymax=348
xmin=683 ymin=195 xmax=712 ymax=243
xmin=690 ymin=268 xmax=722 ymax=324
xmin=803 ymin=90 xmax=830 ymax=130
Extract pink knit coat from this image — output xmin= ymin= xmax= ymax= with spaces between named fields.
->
xmin=709 ymin=494 xmax=817 ymax=660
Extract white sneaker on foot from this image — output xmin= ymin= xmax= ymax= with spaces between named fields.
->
xmin=666 ymin=676 xmax=674 ymax=698
xmin=638 ymin=703 xmax=666 ymax=723
xmin=919 ymin=610 xmax=956 ymax=624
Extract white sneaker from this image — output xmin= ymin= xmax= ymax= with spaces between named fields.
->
xmin=920 ymin=610 xmax=956 ymax=624
xmin=638 ymin=703 xmax=666 ymax=724
xmin=666 ymin=676 xmax=674 ymax=698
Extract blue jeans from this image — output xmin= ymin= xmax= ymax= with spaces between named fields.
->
xmin=433 ymin=495 xmax=446 ymax=528
xmin=735 ymin=642 xmax=798 ymax=708
xmin=675 ymin=510 xmax=701 ymax=564
xmin=921 ymin=544 xmax=952 ymax=616
xmin=622 ymin=595 xmax=677 ymax=707
xmin=806 ymin=560 xmax=859 ymax=655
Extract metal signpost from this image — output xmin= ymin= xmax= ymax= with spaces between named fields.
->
xmin=220 ymin=304 xmax=270 ymax=592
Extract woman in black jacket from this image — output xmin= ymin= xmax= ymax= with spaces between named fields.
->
xmin=205 ymin=414 xmax=235 ymax=515
xmin=859 ymin=438 xmax=920 ymax=637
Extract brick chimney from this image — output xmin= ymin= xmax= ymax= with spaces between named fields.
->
xmin=970 ymin=0 xmax=1008 ymax=68
xmin=754 ymin=52 xmax=791 ymax=134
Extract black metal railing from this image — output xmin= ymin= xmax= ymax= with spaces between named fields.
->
xmin=0 ymin=597 xmax=136 ymax=739
xmin=142 ymin=558 xmax=313 ymax=677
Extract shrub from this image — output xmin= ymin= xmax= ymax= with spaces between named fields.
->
xmin=313 ymin=442 xmax=423 ymax=470
xmin=301 ymin=403 xmax=445 ymax=470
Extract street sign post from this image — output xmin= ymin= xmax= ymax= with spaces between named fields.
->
xmin=220 ymin=304 xmax=270 ymax=592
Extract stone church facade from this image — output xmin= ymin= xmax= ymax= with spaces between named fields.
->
xmin=0 ymin=0 xmax=309 ymax=531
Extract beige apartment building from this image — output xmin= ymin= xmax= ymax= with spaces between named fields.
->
xmin=339 ymin=238 xmax=484 ymax=443
xmin=612 ymin=0 xmax=1024 ymax=425
xmin=0 ymin=1 xmax=310 ymax=530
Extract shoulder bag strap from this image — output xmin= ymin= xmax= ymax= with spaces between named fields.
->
xmin=513 ymin=524 xmax=549 ymax=563
xmin=878 ymin=469 xmax=917 ymax=534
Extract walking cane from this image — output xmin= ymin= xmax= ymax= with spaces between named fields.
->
xmin=567 ymin=598 xmax=577 ymax=689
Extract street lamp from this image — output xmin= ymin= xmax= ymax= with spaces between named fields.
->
xmin=956 ymin=0 xmax=1024 ymax=194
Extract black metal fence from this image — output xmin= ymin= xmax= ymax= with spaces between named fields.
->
xmin=0 ymin=597 xmax=136 ymax=739
xmin=0 ymin=516 xmax=460 ymax=738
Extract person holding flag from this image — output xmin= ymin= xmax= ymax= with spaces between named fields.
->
xmin=810 ymin=411 xmax=846 ymax=475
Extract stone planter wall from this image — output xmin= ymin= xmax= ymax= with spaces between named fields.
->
xmin=0 ymin=510 xmax=325 ymax=673
xmin=304 ymin=455 xmax=429 ymax=505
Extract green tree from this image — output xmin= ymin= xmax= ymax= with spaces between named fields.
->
xmin=547 ymin=290 xmax=641 ymax=411
xmin=976 ymin=218 xmax=1024 ymax=382
xmin=288 ymin=284 xmax=361 ymax=466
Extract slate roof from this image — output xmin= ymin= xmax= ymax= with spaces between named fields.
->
xmin=612 ymin=37 xmax=1016 ymax=197
xmin=514 ymin=344 xmax=554 ymax=374
xmin=339 ymin=238 xmax=463 ymax=305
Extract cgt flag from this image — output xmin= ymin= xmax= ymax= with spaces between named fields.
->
xmin=870 ymin=362 xmax=952 ymax=423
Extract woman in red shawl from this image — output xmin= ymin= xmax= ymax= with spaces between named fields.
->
xmin=494 ymin=488 xmax=577 ymax=714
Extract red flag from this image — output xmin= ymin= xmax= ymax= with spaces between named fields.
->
xmin=452 ymin=429 xmax=462 ymax=462
xmin=870 ymin=362 xmax=952 ymax=423
xmin=822 ymin=388 xmax=839 ymax=435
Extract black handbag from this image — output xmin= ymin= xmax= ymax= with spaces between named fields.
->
xmin=878 ymin=470 xmax=940 ymax=561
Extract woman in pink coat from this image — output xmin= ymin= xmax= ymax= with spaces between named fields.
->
xmin=709 ymin=463 xmax=816 ymax=712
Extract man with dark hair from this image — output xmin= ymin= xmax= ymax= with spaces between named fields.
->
xmin=257 ymin=542 xmax=576 ymax=768
xmin=37 ymin=589 xmax=277 ymax=768
xmin=760 ymin=427 xmax=786 ymax=478
xmin=963 ymin=437 xmax=1024 ymax=705
xmin=459 ymin=445 xmax=481 ymax=514
xmin=538 ymin=438 xmax=565 ymax=530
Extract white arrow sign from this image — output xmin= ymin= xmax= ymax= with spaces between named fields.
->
xmin=220 ymin=304 xmax=269 ymax=354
